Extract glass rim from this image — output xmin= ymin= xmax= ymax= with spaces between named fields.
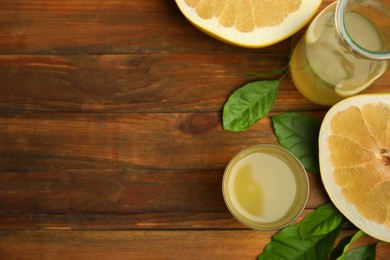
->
xmin=222 ymin=144 xmax=310 ymax=231
xmin=335 ymin=0 xmax=390 ymax=60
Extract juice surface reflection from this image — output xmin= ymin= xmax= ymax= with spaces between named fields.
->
xmin=229 ymin=152 xmax=297 ymax=223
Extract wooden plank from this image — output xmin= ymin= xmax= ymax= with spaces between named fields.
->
xmin=0 ymin=169 xmax=327 ymax=229
xmin=0 ymin=230 xmax=389 ymax=260
xmin=1 ymin=111 xmax=296 ymax=170
xmin=0 ymin=111 xmax=330 ymax=170
xmin=0 ymin=1 xmax=341 ymax=55
xmin=1 ymin=230 xmax=276 ymax=260
xmin=0 ymin=212 xmax=243 ymax=230
xmin=0 ymin=210 xmax=321 ymax=231
xmin=0 ymin=0 xmax=292 ymax=55
xmin=1 ymin=54 xmax=388 ymax=112
xmin=0 ymin=54 xmax=321 ymax=112
xmin=0 ymin=211 xmax=315 ymax=231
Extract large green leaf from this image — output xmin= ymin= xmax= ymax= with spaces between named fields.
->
xmin=336 ymin=230 xmax=366 ymax=259
xmin=257 ymin=221 xmax=342 ymax=260
xmin=223 ymin=80 xmax=280 ymax=131
xmin=332 ymin=231 xmax=376 ymax=260
xmin=300 ymin=202 xmax=346 ymax=239
xmin=340 ymin=243 xmax=377 ymax=260
xmin=330 ymin=234 xmax=354 ymax=260
xmin=272 ymin=112 xmax=321 ymax=174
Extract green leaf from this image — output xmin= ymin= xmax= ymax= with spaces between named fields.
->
xmin=330 ymin=234 xmax=354 ymax=260
xmin=340 ymin=243 xmax=377 ymax=260
xmin=336 ymin=230 xmax=366 ymax=259
xmin=331 ymin=231 xmax=377 ymax=260
xmin=223 ymin=80 xmax=280 ymax=131
xmin=272 ymin=112 xmax=321 ymax=174
xmin=257 ymin=221 xmax=342 ymax=260
xmin=300 ymin=202 xmax=346 ymax=239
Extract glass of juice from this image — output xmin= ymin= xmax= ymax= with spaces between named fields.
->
xmin=290 ymin=0 xmax=390 ymax=106
xmin=222 ymin=144 xmax=309 ymax=230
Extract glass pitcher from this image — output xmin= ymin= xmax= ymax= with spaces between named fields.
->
xmin=290 ymin=0 xmax=390 ymax=106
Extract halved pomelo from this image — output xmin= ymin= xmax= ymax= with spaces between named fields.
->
xmin=319 ymin=94 xmax=390 ymax=242
xmin=175 ymin=0 xmax=322 ymax=48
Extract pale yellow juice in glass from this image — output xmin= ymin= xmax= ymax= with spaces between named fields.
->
xmin=222 ymin=145 xmax=309 ymax=230
xmin=232 ymin=153 xmax=296 ymax=223
xmin=290 ymin=3 xmax=388 ymax=106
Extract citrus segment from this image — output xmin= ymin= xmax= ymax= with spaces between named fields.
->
xmin=319 ymin=94 xmax=390 ymax=242
xmin=333 ymin=167 xmax=381 ymax=203
xmin=359 ymin=181 xmax=390 ymax=224
xmin=176 ymin=0 xmax=322 ymax=47
xmin=362 ymin=103 xmax=390 ymax=148
xmin=328 ymin=136 xmax=377 ymax=167
xmin=329 ymin=106 xmax=380 ymax=152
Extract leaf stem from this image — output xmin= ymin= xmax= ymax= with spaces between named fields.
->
xmin=245 ymin=35 xmax=295 ymax=79
xmin=287 ymin=35 xmax=296 ymax=61
xmin=244 ymin=64 xmax=289 ymax=78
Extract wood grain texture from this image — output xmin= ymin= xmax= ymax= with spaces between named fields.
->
xmin=0 ymin=111 xmax=328 ymax=171
xmin=0 ymin=169 xmax=327 ymax=229
xmin=0 ymin=0 xmax=340 ymax=55
xmin=0 ymin=170 xmax=326 ymax=212
xmin=1 ymin=111 xmax=292 ymax=170
xmin=0 ymin=54 xmax=388 ymax=112
xmin=0 ymin=53 xmax=295 ymax=112
xmin=1 ymin=230 xmax=389 ymax=260
xmin=0 ymin=230 xmax=282 ymax=260
xmin=1 ymin=0 xmax=389 ymax=258
xmin=0 ymin=0 xmax=294 ymax=55
xmin=0 ymin=0 xmax=288 ymax=54
xmin=0 ymin=211 xmax=315 ymax=230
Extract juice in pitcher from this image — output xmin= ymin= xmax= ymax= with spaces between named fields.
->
xmin=290 ymin=2 xmax=389 ymax=106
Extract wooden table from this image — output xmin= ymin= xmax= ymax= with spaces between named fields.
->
xmin=0 ymin=0 xmax=389 ymax=259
